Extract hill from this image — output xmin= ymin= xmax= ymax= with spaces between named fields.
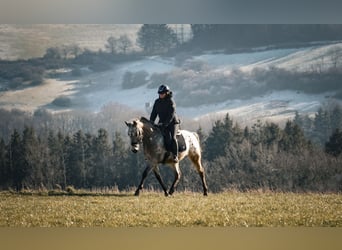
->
xmin=1 ymin=41 xmax=342 ymax=129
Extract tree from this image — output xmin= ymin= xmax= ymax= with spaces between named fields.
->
xmin=313 ymin=107 xmax=331 ymax=146
xmin=47 ymin=131 xmax=66 ymax=189
xmin=325 ymin=129 xmax=342 ymax=156
xmin=261 ymin=122 xmax=281 ymax=149
xmin=22 ymin=126 xmax=44 ymax=189
xmin=330 ymin=104 xmax=342 ymax=131
xmin=7 ymin=129 xmax=25 ymax=190
xmin=279 ymin=121 xmax=308 ymax=154
xmin=44 ymin=47 xmax=62 ymax=60
xmin=92 ymin=129 xmax=112 ymax=187
xmin=0 ymin=138 xmax=8 ymax=187
xmin=137 ymin=24 xmax=178 ymax=54
xmin=112 ymin=131 xmax=131 ymax=189
xmin=105 ymin=36 xmax=117 ymax=55
xmin=204 ymin=113 xmax=234 ymax=161
xmin=117 ymin=35 xmax=133 ymax=54
xmin=66 ymin=130 xmax=86 ymax=188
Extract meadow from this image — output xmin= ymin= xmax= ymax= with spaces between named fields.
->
xmin=0 ymin=190 xmax=341 ymax=227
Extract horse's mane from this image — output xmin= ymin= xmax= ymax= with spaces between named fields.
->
xmin=140 ymin=117 xmax=152 ymax=125
xmin=139 ymin=117 xmax=161 ymax=134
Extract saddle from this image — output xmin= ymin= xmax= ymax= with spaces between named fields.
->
xmin=158 ymin=126 xmax=186 ymax=153
xmin=176 ymin=133 xmax=186 ymax=152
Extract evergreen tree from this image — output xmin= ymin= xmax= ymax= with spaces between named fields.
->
xmin=204 ymin=113 xmax=234 ymax=161
xmin=83 ymin=133 xmax=96 ymax=188
xmin=67 ymin=130 xmax=87 ymax=188
xmin=330 ymin=104 xmax=342 ymax=131
xmin=112 ymin=131 xmax=131 ymax=189
xmin=22 ymin=126 xmax=43 ymax=188
xmin=325 ymin=129 xmax=342 ymax=156
xmin=8 ymin=129 xmax=25 ymax=190
xmin=0 ymin=138 xmax=8 ymax=187
xmin=312 ymin=107 xmax=331 ymax=146
xmin=261 ymin=122 xmax=281 ymax=149
xmin=279 ymin=121 xmax=307 ymax=154
xmin=47 ymin=131 xmax=65 ymax=189
xmin=64 ymin=134 xmax=73 ymax=188
xmin=92 ymin=129 xmax=112 ymax=187
xmin=137 ymin=24 xmax=178 ymax=54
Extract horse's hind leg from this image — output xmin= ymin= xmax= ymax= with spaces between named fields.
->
xmin=190 ymin=154 xmax=208 ymax=196
xmin=135 ymin=164 xmax=152 ymax=196
xmin=153 ymin=166 xmax=169 ymax=197
xmin=169 ymin=163 xmax=181 ymax=196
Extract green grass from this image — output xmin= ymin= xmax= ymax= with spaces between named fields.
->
xmin=0 ymin=191 xmax=341 ymax=227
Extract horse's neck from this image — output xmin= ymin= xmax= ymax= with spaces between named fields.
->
xmin=141 ymin=124 xmax=164 ymax=148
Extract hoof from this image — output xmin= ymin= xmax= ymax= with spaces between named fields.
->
xmin=134 ymin=190 xmax=140 ymax=196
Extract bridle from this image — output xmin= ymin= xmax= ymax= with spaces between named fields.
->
xmin=128 ymin=121 xmax=143 ymax=148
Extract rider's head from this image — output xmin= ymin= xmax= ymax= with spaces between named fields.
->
xmin=157 ymin=84 xmax=170 ymax=98
xmin=158 ymin=84 xmax=170 ymax=94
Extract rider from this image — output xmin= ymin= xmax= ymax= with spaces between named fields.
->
xmin=150 ymin=84 xmax=180 ymax=163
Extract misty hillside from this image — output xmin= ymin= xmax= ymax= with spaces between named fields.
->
xmin=1 ymin=41 xmax=342 ymax=128
xmin=34 ymin=43 xmax=342 ymax=124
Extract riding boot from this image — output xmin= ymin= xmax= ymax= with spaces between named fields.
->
xmin=171 ymin=139 xmax=179 ymax=163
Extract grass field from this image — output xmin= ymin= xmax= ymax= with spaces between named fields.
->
xmin=0 ymin=191 xmax=341 ymax=227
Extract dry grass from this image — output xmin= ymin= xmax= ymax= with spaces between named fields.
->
xmin=0 ymin=191 xmax=341 ymax=227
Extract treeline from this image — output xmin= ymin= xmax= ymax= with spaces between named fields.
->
xmin=294 ymin=103 xmax=342 ymax=146
xmin=0 ymin=105 xmax=341 ymax=193
xmin=189 ymin=24 xmax=342 ymax=51
xmin=202 ymin=113 xmax=342 ymax=192
xmin=0 ymin=44 xmax=143 ymax=91
xmin=0 ymin=127 xmax=143 ymax=191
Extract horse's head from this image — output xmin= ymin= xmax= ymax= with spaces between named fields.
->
xmin=125 ymin=119 xmax=143 ymax=153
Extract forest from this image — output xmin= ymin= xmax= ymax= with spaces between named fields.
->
xmin=0 ymin=103 xmax=341 ymax=193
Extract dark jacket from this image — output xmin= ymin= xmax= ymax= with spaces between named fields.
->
xmin=150 ymin=94 xmax=179 ymax=126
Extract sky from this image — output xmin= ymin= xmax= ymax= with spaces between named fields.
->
xmin=1 ymin=0 xmax=342 ymax=24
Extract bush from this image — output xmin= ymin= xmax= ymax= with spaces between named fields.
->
xmin=71 ymin=67 xmax=82 ymax=77
xmin=52 ymin=96 xmax=72 ymax=107
xmin=147 ymin=72 xmax=169 ymax=89
xmin=121 ymin=70 xmax=148 ymax=89
xmin=66 ymin=186 xmax=77 ymax=195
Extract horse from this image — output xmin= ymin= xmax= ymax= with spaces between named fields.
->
xmin=125 ymin=117 xmax=208 ymax=196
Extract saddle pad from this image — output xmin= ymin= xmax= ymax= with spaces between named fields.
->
xmin=176 ymin=134 xmax=186 ymax=152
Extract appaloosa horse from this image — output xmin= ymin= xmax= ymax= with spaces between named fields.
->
xmin=125 ymin=117 xmax=208 ymax=196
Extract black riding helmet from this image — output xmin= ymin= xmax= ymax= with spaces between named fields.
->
xmin=158 ymin=84 xmax=170 ymax=94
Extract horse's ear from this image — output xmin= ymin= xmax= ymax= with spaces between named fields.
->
xmin=133 ymin=120 xmax=137 ymax=125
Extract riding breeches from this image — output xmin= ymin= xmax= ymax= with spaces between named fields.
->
xmin=165 ymin=123 xmax=179 ymax=156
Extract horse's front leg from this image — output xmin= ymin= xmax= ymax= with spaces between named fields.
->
xmin=135 ymin=164 xmax=152 ymax=196
xmin=169 ymin=163 xmax=181 ymax=195
xmin=153 ymin=166 xmax=169 ymax=197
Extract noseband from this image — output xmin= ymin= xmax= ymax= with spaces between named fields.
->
xmin=128 ymin=123 xmax=143 ymax=146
